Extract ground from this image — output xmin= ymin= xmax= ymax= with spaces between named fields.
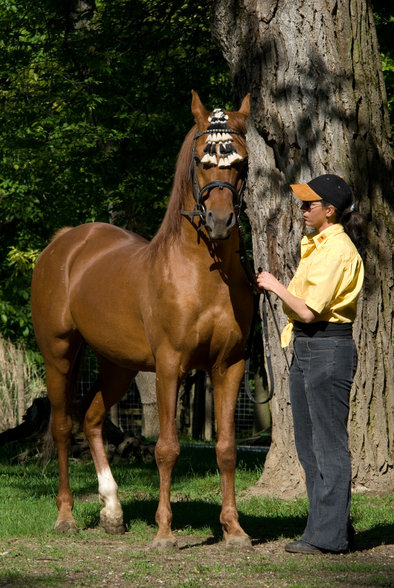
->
xmin=0 ymin=533 xmax=392 ymax=587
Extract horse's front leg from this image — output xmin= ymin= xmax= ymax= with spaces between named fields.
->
xmin=211 ymin=360 xmax=252 ymax=550
xmin=83 ymin=360 xmax=135 ymax=534
xmin=151 ymin=361 xmax=181 ymax=552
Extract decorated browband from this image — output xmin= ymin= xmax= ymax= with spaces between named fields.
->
xmin=201 ymin=108 xmax=244 ymax=168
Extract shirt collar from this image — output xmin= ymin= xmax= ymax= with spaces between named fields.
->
xmin=301 ymin=224 xmax=344 ymax=252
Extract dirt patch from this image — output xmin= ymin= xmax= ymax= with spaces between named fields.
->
xmin=0 ymin=534 xmax=393 ymax=587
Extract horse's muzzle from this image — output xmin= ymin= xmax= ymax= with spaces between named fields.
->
xmin=205 ymin=209 xmax=236 ymax=240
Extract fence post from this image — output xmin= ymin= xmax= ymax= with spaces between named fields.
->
xmin=204 ymin=375 xmax=213 ymax=441
xmin=192 ymin=371 xmax=206 ymax=440
xmin=110 ymin=404 xmax=119 ymax=427
xmin=16 ymin=350 xmax=25 ymax=425
xmin=135 ymin=372 xmax=159 ymax=439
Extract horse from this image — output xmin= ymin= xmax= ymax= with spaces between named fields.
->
xmin=31 ymin=91 xmax=253 ymax=551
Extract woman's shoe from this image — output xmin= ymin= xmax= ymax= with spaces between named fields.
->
xmin=285 ymin=540 xmax=322 ymax=554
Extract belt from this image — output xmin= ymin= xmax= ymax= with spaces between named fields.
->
xmin=293 ymin=321 xmax=353 ymax=338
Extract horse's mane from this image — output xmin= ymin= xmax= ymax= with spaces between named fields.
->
xmin=147 ymin=109 xmax=248 ymax=259
xmin=147 ymin=125 xmax=196 ymax=257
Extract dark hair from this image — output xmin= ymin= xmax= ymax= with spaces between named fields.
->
xmin=321 ymin=200 xmax=367 ymax=257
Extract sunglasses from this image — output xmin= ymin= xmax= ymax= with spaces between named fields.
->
xmin=300 ymin=201 xmax=322 ymax=211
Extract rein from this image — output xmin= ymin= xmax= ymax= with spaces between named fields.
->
xmin=238 ymin=229 xmax=291 ymax=405
xmin=237 ymin=230 xmax=274 ymax=404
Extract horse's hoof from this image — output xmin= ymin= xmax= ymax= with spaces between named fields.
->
xmin=225 ymin=535 xmax=253 ymax=551
xmin=54 ymin=520 xmax=78 ymax=534
xmin=151 ymin=537 xmax=179 ymax=552
xmin=100 ymin=511 xmax=125 ymax=535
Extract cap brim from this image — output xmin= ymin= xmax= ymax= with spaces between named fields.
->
xmin=290 ymin=183 xmax=322 ymax=202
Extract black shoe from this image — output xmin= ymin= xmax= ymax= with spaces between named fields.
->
xmin=285 ymin=540 xmax=322 ymax=554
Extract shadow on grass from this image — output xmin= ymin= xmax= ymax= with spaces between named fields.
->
xmin=0 ymin=573 xmax=64 ymax=588
xmin=119 ymin=497 xmax=393 ymax=550
xmin=98 ymin=497 xmax=308 ymax=544
xmin=80 ymin=494 xmax=307 ymax=544
xmin=353 ymin=524 xmax=394 ymax=551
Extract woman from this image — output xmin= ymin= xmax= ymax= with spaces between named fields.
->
xmin=257 ymin=174 xmax=366 ymax=554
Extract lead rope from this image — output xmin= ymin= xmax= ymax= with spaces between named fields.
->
xmin=243 ymin=292 xmax=274 ymax=405
xmin=238 ymin=227 xmax=290 ymax=404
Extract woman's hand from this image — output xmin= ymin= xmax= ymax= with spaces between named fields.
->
xmin=256 ymin=271 xmax=319 ymax=323
xmin=256 ymin=271 xmax=281 ymax=294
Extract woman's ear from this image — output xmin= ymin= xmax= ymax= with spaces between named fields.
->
xmin=326 ymin=205 xmax=336 ymax=219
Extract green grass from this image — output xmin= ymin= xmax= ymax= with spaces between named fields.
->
xmin=0 ymin=445 xmax=392 ymax=587
xmin=0 ymin=445 xmax=266 ymax=540
xmin=0 ymin=445 xmax=392 ymax=541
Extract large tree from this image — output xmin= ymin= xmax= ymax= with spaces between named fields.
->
xmin=212 ymin=0 xmax=393 ymax=496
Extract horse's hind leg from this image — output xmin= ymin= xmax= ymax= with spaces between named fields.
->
xmin=82 ymin=357 xmax=135 ymax=534
xmin=45 ymin=340 xmax=82 ymax=533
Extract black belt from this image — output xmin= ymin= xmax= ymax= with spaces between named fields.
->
xmin=294 ymin=321 xmax=353 ymax=338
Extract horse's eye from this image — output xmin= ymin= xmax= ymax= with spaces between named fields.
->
xmin=194 ymin=155 xmax=201 ymax=165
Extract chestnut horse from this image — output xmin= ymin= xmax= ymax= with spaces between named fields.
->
xmin=31 ymin=91 xmax=253 ymax=550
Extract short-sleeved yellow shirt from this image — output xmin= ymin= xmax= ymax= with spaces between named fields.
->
xmin=281 ymin=224 xmax=364 ymax=347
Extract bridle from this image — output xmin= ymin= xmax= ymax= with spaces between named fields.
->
xmin=181 ymin=129 xmax=248 ymax=231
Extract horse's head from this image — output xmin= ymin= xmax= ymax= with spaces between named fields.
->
xmin=187 ymin=91 xmax=250 ymax=240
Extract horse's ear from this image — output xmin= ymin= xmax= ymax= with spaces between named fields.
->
xmin=191 ymin=90 xmax=210 ymax=130
xmin=238 ymin=94 xmax=251 ymax=117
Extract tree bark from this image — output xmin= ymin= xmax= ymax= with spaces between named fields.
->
xmin=212 ymin=0 xmax=393 ymax=497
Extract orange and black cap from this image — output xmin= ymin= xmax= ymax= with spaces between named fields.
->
xmin=290 ymin=174 xmax=353 ymax=211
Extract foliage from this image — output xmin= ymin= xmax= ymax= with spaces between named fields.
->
xmin=0 ymin=0 xmax=231 ymax=343
xmin=373 ymin=1 xmax=394 ymax=134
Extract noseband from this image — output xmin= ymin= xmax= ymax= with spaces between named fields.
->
xmin=181 ymin=129 xmax=248 ymax=230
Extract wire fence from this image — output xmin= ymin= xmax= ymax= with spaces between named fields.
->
xmin=0 ymin=343 xmax=270 ymax=443
xmin=79 ymin=353 xmax=267 ymax=441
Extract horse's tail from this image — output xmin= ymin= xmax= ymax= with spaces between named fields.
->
xmin=42 ymin=410 xmax=55 ymax=464
xmin=50 ymin=226 xmax=74 ymax=243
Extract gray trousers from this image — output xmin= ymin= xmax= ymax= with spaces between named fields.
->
xmin=290 ymin=337 xmax=358 ymax=552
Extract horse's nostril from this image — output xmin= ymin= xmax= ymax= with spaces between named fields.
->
xmin=205 ymin=209 xmax=235 ymax=238
xmin=205 ymin=211 xmax=215 ymax=230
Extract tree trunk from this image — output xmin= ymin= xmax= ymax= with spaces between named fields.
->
xmin=212 ymin=0 xmax=393 ymax=497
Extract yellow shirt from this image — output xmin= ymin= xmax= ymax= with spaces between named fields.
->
xmin=281 ymin=224 xmax=364 ymax=347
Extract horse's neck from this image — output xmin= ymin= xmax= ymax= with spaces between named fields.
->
xmin=149 ymin=186 xmax=243 ymax=278
xmin=176 ymin=218 xmax=242 ymax=279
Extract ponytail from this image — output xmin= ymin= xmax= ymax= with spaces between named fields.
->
xmin=321 ymin=199 xmax=367 ymax=257
xmin=339 ymin=210 xmax=367 ymax=257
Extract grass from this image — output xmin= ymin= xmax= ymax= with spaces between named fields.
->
xmin=0 ymin=444 xmax=393 ymax=587
xmin=0 ymin=445 xmax=266 ymax=540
